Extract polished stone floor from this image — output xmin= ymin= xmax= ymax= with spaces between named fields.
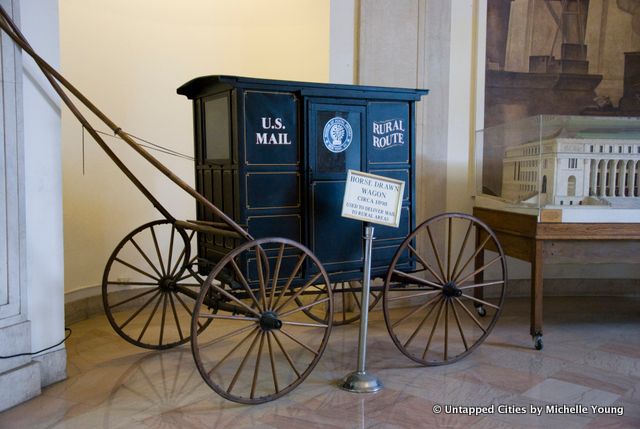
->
xmin=1 ymin=296 xmax=639 ymax=428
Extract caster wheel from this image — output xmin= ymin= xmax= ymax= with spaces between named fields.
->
xmin=533 ymin=335 xmax=543 ymax=350
xmin=476 ymin=305 xmax=486 ymax=317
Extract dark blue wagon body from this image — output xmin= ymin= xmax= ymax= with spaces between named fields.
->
xmin=177 ymin=76 xmax=428 ymax=284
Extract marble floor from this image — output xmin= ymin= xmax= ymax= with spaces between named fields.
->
xmin=1 ymin=296 xmax=639 ymax=428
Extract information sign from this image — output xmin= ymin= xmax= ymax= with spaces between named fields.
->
xmin=341 ymin=170 xmax=405 ymax=227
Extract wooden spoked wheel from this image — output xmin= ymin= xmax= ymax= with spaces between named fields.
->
xmin=191 ymin=238 xmax=333 ymax=404
xmin=299 ymin=281 xmax=382 ymax=326
xmin=102 ymin=220 xmax=211 ymax=349
xmin=383 ymin=213 xmax=507 ymax=365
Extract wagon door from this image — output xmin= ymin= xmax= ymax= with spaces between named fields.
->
xmin=308 ymin=102 xmax=365 ymax=273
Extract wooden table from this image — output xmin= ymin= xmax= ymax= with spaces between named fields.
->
xmin=472 ymin=206 xmax=640 ymax=350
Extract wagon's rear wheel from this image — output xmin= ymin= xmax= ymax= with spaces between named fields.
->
xmin=102 ymin=220 xmax=212 ymax=350
xmin=298 ymin=281 xmax=382 ymax=326
xmin=191 ymin=238 xmax=332 ymax=404
xmin=383 ymin=213 xmax=506 ymax=365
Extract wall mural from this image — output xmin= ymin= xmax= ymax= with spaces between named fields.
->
xmin=484 ymin=0 xmax=640 ymax=128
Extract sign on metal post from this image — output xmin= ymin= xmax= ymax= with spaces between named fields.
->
xmin=339 ymin=170 xmax=405 ymax=394
xmin=341 ymin=170 xmax=405 ymax=228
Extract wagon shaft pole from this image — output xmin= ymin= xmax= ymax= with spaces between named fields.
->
xmin=0 ymin=7 xmax=252 ymax=242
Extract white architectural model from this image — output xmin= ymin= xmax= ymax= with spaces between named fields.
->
xmin=502 ymin=137 xmax=640 ymax=208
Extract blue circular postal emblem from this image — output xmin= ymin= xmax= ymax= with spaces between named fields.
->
xmin=323 ymin=117 xmax=353 ymax=153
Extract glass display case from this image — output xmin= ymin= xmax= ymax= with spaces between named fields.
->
xmin=474 ymin=115 xmax=640 ymax=222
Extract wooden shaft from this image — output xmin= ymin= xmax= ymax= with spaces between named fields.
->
xmin=0 ymin=11 xmax=176 ymax=222
xmin=0 ymin=7 xmax=252 ymax=241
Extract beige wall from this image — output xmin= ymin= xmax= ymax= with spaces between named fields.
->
xmin=60 ymin=0 xmax=330 ymax=295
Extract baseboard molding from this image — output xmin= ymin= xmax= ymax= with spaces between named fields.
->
xmin=0 ymin=362 xmax=41 ymax=412
xmin=33 ymin=348 xmax=67 ymax=387
xmin=65 ymin=285 xmax=102 ymax=326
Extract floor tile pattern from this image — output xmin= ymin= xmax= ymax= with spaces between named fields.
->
xmin=1 ymin=296 xmax=639 ymax=428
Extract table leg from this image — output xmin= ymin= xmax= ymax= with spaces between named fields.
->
xmin=531 ymin=239 xmax=543 ymax=350
xmin=474 ymin=229 xmax=486 ymax=317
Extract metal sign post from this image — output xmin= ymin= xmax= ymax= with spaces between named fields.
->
xmin=339 ymin=170 xmax=405 ymax=394
xmin=340 ymin=223 xmax=382 ymax=393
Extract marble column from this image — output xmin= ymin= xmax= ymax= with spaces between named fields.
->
xmin=618 ymin=160 xmax=626 ymax=197
xmin=598 ymin=159 xmax=606 ymax=196
xmin=0 ymin=0 xmax=41 ymax=412
xmin=589 ymin=159 xmax=596 ymax=196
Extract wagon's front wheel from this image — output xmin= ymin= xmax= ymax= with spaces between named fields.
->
xmin=383 ymin=213 xmax=507 ymax=365
xmin=191 ymin=238 xmax=333 ymax=404
xmin=102 ymin=220 xmax=212 ymax=350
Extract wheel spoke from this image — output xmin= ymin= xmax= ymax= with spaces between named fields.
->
xmin=266 ymin=331 xmax=279 ymax=393
xmin=159 ymin=293 xmax=168 ymax=346
xmin=119 ymin=290 xmax=161 ymax=329
xmin=392 ymin=269 xmax=443 ymax=289
xmin=407 ymin=244 xmax=445 ymax=285
xmin=269 ymin=244 xmax=285 ymax=310
xmin=278 ymin=297 xmax=330 ymax=318
xmin=450 ymin=299 xmax=469 ymax=351
xmin=137 ymin=293 xmax=163 ymax=342
xmin=458 ymin=280 xmax=504 ymax=290
xmin=174 ymin=291 xmax=203 ymax=330
xmin=199 ymin=323 xmax=258 ymax=349
xmin=444 ymin=298 xmax=449 ymax=360
xmin=341 ymin=284 xmax=347 ymax=322
xmin=421 ymin=298 xmax=445 ymax=360
xmin=250 ymin=332 xmax=266 ymax=399
xmin=109 ymin=288 xmax=157 ymax=309
xmin=451 ymin=234 xmax=491 ymax=283
xmin=272 ymin=253 xmax=306 ymax=310
xmin=385 ymin=289 xmax=440 ymax=302
xmin=275 ymin=272 xmax=323 ymax=313
xmin=278 ymin=328 xmax=319 ymax=356
xmin=208 ymin=327 xmax=259 ymax=375
xmin=198 ymin=314 xmax=259 ymax=322
xmin=450 ymin=220 xmax=473 ymax=284
xmin=456 ymin=255 xmax=503 ymax=285
xmin=271 ymin=331 xmax=301 ymax=377
xmin=229 ymin=259 xmax=262 ymax=312
xmin=446 ymin=217 xmax=452 ymax=281
xmin=107 ymin=281 xmax=159 ymax=286
xmin=114 ymin=258 xmax=159 ymax=281
xmin=209 ymin=281 xmax=261 ymax=318
xmin=170 ymin=230 xmax=195 ymax=277
xmin=391 ymin=293 xmax=442 ymax=328
xmin=129 ymin=238 xmax=163 ymax=278
xmin=459 ymin=293 xmax=500 ymax=310
xmin=351 ymin=290 xmax=362 ymax=310
xmin=227 ymin=330 xmax=261 ymax=394
xmin=255 ymin=246 xmax=268 ymax=312
xmin=426 ymin=225 xmax=447 ymax=282
xmin=403 ymin=296 xmax=443 ymax=348
xmin=167 ymin=226 xmax=176 ymax=274
xmin=453 ymin=297 xmax=487 ymax=333
xmin=168 ymin=292 xmax=184 ymax=341
xmin=149 ymin=225 xmax=166 ymax=276
xmin=281 ymin=320 xmax=329 ymax=328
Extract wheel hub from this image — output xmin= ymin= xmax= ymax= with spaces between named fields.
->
xmin=159 ymin=276 xmax=176 ymax=292
xmin=442 ymin=281 xmax=462 ymax=298
xmin=259 ymin=311 xmax=282 ymax=331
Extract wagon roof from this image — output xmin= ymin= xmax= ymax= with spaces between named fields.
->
xmin=177 ymin=75 xmax=429 ymax=101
